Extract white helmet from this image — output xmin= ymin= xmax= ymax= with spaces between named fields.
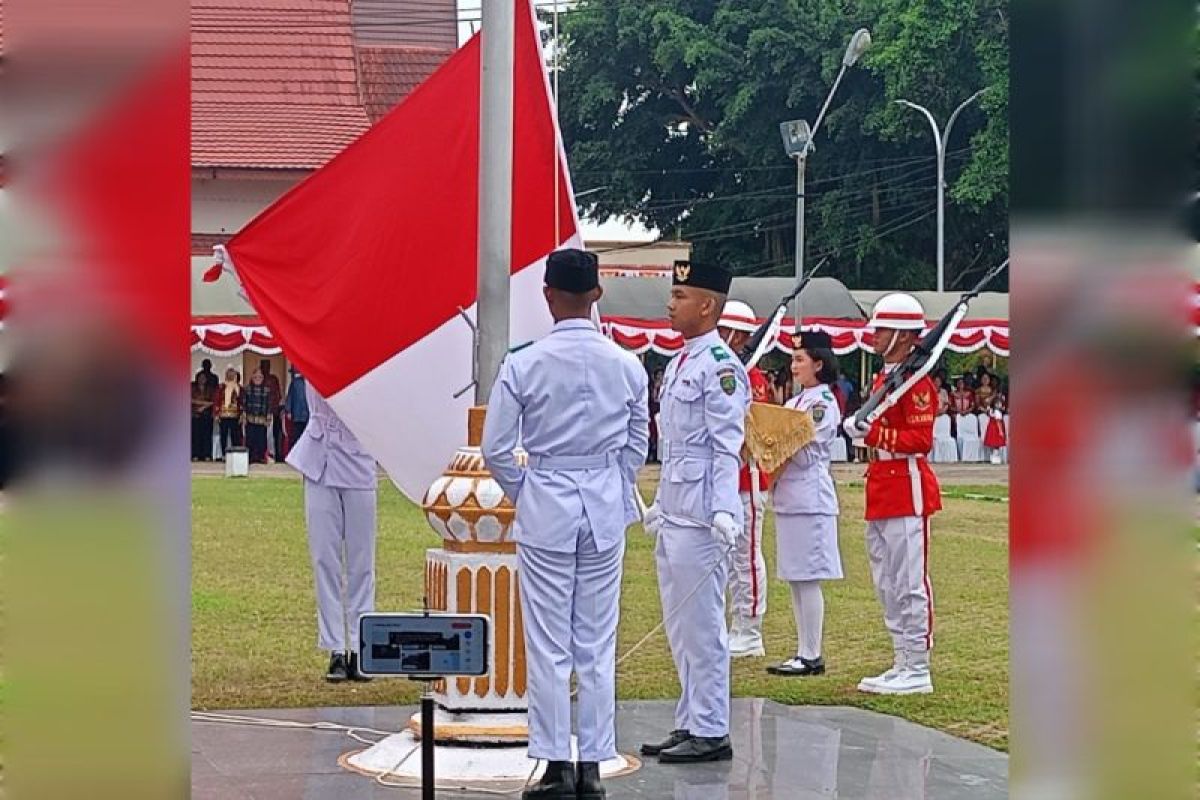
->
xmin=718 ymin=299 xmax=758 ymax=333
xmin=868 ymin=292 xmax=926 ymax=330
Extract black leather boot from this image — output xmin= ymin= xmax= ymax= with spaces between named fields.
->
xmin=639 ymin=729 xmax=691 ymax=756
xmin=325 ymin=651 xmax=349 ymax=683
xmin=576 ymin=761 xmax=604 ymax=800
xmin=522 ymin=760 xmax=577 ymax=799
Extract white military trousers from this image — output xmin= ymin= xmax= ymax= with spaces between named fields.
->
xmin=517 ymin=524 xmax=624 ymax=762
xmin=303 ymin=480 xmax=376 ymax=652
xmin=728 ymin=489 xmax=767 ymax=619
xmin=864 ymin=515 xmax=934 ymax=653
xmin=655 ymin=522 xmax=731 ymax=738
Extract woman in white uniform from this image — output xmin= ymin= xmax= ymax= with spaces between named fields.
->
xmin=767 ymin=335 xmax=843 ymax=676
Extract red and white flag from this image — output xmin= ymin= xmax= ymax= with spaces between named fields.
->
xmin=223 ymin=0 xmax=579 ymax=501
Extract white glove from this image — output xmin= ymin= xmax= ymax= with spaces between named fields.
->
xmin=711 ymin=512 xmax=740 ymax=549
xmin=843 ymin=416 xmax=871 ymax=439
xmin=642 ymin=503 xmax=663 ymax=536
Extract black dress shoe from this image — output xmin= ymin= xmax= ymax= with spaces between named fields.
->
xmin=639 ymin=729 xmax=691 ymax=756
xmin=766 ymin=656 xmax=826 ymax=676
xmin=347 ymin=652 xmax=372 ymax=682
xmin=576 ymin=761 xmax=604 ymax=800
xmin=658 ymin=735 xmax=733 ymax=763
xmin=522 ymin=760 xmax=576 ymax=799
xmin=325 ymin=651 xmax=349 ymax=683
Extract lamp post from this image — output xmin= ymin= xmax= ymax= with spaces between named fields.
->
xmin=779 ymin=28 xmax=870 ymax=320
xmin=895 ymin=88 xmax=986 ymax=292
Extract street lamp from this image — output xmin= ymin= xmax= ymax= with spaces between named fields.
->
xmin=780 ymin=28 xmax=870 ymax=317
xmin=895 ymin=88 xmax=986 ymax=292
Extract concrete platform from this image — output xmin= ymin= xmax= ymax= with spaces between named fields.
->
xmin=192 ymin=699 xmax=1007 ymax=799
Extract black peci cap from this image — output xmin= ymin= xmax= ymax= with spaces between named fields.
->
xmin=672 ymin=259 xmax=732 ymax=294
xmin=545 ymin=248 xmax=600 ymax=293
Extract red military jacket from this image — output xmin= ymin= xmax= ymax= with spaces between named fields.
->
xmin=863 ymin=370 xmax=942 ymax=520
xmin=738 ymin=366 xmax=773 ymax=493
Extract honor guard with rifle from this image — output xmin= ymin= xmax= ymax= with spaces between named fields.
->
xmin=716 ymin=300 xmax=773 ymax=659
xmin=843 ymin=292 xmax=942 ymax=695
xmin=641 ymin=260 xmax=749 ymax=764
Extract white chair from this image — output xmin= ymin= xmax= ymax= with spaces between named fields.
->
xmin=978 ymin=412 xmax=993 ymax=462
xmin=1000 ymin=413 xmax=1010 ymax=464
xmin=829 ymin=436 xmax=848 ymax=463
xmin=932 ymin=414 xmax=958 ymax=463
xmin=956 ymin=414 xmax=983 ymax=462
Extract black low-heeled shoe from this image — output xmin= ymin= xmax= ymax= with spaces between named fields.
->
xmin=766 ymin=656 xmax=825 ymax=676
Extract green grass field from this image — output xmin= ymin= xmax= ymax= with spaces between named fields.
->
xmin=192 ymin=472 xmax=1009 ymax=750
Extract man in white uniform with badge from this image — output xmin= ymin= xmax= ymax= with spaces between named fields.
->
xmin=640 ymin=260 xmax=750 ymax=764
xmin=482 ymin=248 xmax=649 ymax=800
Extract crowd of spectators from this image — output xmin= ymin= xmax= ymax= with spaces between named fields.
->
xmin=190 ymin=358 xmax=310 ymax=464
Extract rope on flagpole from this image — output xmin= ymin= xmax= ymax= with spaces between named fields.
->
xmin=552 ymin=0 xmax=561 ymax=247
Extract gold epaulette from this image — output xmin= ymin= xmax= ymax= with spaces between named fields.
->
xmin=741 ymin=402 xmax=815 ymax=477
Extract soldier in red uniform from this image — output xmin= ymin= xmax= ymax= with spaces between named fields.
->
xmin=717 ymin=300 xmax=774 ymax=657
xmin=843 ymin=293 xmax=941 ymax=695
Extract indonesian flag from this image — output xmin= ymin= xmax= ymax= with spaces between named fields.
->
xmin=222 ymin=0 xmax=579 ymax=501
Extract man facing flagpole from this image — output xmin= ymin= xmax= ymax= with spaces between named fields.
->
xmin=482 ymin=248 xmax=649 ymax=800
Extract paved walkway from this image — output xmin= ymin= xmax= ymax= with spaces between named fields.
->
xmin=192 ymin=700 xmax=1007 ymax=799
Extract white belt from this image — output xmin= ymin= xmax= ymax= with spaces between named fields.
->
xmin=873 ymin=450 xmax=924 ymax=462
xmin=527 ymin=452 xmax=618 ymax=471
xmin=660 ymin=441 xmax=713 ymax=461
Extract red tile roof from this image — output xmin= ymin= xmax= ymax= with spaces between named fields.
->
xmin=191 ymin=0 xmax=454 ymax=170
xmin=357 ymin=46 xmax=454 ymax=123
xmin=192 ymin=0 xmax=369 ymax=169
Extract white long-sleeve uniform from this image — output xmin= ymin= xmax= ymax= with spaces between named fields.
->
xmin=771 ymin=384 xmax=843 ymax=581
xmin=481 ymin=318 xmax=649 ymax=762
xmin=652 ymin=329 xmax=750 ymax=738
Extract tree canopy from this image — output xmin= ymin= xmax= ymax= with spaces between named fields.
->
xmin=552 ymin=0 xmax=1008 ymax=290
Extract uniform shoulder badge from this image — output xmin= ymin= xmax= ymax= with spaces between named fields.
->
xmin=709 ymin=345 xmax=732 ymax=363
xmin=811 ymin=402 xmax=825 ymax=423
xmin=716 ymin=365 xmax=738 ymax=396
xmin=508 ymin=340 xmax=534 ymax=354
xmin=821 ymin=389 xmax=834 ymax=402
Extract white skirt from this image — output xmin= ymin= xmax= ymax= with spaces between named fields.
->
xmin=775 ymin=513 xmax=843 ymax=581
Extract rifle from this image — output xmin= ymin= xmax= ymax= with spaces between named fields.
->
xmin=853 ymin=258 xmax=1009 ymax=426
xmin=739 ymin=257 xmax=828 ymax=369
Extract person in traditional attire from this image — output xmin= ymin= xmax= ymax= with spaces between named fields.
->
xmin=242 ymin=370 xmax=272 ymax=464
xmin=213 ymin=366 xmax=243 ymax=457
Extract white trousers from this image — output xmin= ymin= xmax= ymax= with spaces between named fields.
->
xmin=517 ymin=525 xmax=623 ymax=762
xmin=656 ymin=523 xmax=730 ymax=738
xmin=304 ymin=480 xmax=376 ymax=652
xmin=864 ymin=515 xmax=934 ymax=652
xmin=727 ymin=490 xmax=767 ymax=619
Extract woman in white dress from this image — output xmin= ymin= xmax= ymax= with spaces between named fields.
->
xmin=766 ymin=336 xmax=843 ymax=676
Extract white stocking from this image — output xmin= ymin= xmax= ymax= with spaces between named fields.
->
xmin=789 ymin=580 xmax=825 ymax=660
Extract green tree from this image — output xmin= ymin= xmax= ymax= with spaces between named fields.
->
xmin=553 ymin=0 xmax=1008 ymax=290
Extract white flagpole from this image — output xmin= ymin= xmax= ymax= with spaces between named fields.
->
xmin=476 ymin=0 xmax=516 ymax=403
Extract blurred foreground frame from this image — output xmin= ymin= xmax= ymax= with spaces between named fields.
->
xmin=1010 ymin=0 xmax=1195 ymax=799
xmin=1 ymin=2 xmax=191 ymax=799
